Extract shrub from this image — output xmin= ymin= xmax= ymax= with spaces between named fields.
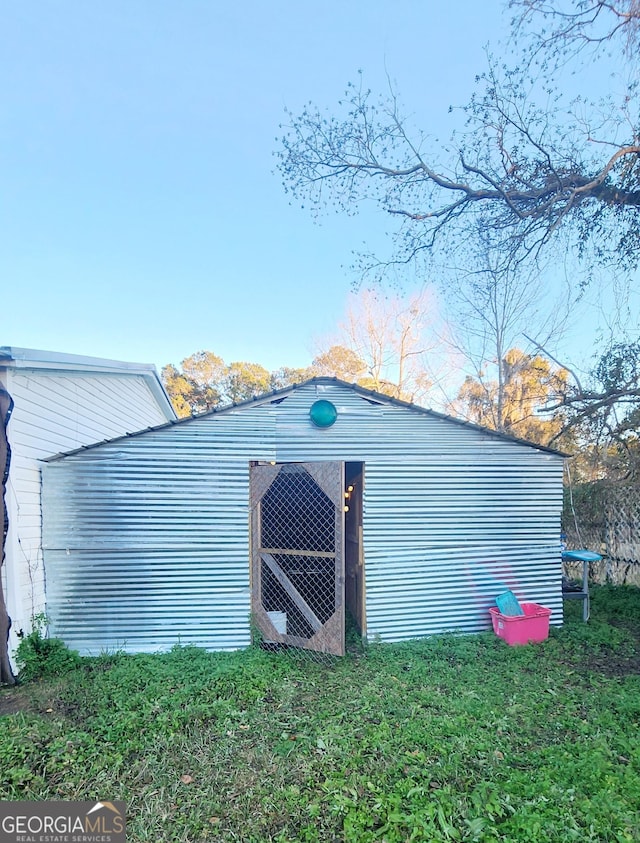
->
xmin=15 ymin=614 xmax=81 ymax=681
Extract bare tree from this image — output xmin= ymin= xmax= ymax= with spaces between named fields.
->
xmin=278 ymin=1 xmax=640 ymax=280
xmin=441 ymin=244 xmax=571 ymax=429
xmin=313 ymin=288 xmax=446 ymax=404
xmin=279 ymin=1 xmax=640 ymax=444
xmin=510 ymin=0 xmax=640 ymax=62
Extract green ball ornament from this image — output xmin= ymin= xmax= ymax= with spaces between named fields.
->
xmin=309 ymin=399 xmax=338 ymax=428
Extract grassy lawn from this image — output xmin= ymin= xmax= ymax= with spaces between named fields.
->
xmin=1 ymin=586 xmax=640 ymax=843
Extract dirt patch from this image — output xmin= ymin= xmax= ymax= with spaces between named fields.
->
xmin=585 ymin=653 xmax=640 ymax=678
xmin=610 ymin=618 xmax=640 ymax=641
xmin=0 ymin=688 xmax=33 ymax=716
xmin=572 ymin=643 xmax=640 ymax=678
xmin=569 ymin=617 xmax=640 ymax=677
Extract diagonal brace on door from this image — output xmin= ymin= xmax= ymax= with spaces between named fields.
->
xmin=261 ymin=552 xmax=323 ymax=633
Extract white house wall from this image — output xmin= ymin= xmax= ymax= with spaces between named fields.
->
xmin=4 ymin=368 xmax=171 ymax=641
xmin=42 ymin=382 xmax=564 ymax=654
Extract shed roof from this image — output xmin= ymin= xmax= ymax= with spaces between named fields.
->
xmin=0 ymin=345 xmax=176 ymax=422
xmin=44 ymin=376 xmax=566 ymax=461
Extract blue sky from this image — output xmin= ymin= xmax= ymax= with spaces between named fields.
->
xmin=0 ymin=1 xmax=627 ymax=378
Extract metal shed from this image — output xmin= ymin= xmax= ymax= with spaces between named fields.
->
xmin=41 ymin=378 xmax=565 ymax=656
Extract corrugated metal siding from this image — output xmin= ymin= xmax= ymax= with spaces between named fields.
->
xmin=43 ymin=382 xmax=564 ymax=653
xmin=275 ymin=384 xmax=564 ymax=638
xmin=3 ymin=368 xmax=174 ymax=643
xmin=43 ymin=412 xmax=277 ymax=653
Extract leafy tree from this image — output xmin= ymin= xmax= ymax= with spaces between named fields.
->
xmin=225 ymin=362 xmax=271 ymax=404
xmin=543 ymin=339 xmax=640 ymax=473
xmin=269 ymin=366 xmax=310 ymax=390
xmin=278 ymin=1 xmax=640 ymax=278
xmin=161 ymin=364 xmax=198 ymax=418
xmin=181 ymin=351 xmax=226 ymax=409
xmin=456 ymin=348 xmax=569 ymax=445
xmin=161 ymin=351 xmax=225 ymax=417
xmin=162 ymin=353 xmax=310 ymax=416
xmin=309 ymin=345 xmax=367 ymax=382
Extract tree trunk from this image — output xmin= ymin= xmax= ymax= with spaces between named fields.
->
xmin=0 ymin=388 xmax=16 ymax=685
xmin=496 ymin=343 xmax=505 ymax=433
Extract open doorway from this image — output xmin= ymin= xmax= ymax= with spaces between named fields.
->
xmin=344 ymin=462 xmax=365 ymax=638
xmin=249 ymin=460 xmax=365 ymax=656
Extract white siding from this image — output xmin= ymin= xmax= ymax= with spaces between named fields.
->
xmin=4 ymin=367 xmax=171 ymax=650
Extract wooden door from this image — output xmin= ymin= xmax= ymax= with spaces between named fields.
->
xmin=250 ymin=461 xmax=345 ymax=656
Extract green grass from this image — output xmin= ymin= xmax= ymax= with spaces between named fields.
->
xmin=2 ymin=586 xmax=640 ymax=842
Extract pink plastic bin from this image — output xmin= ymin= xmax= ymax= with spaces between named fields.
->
xmin=489 ymin=602 xmax=552 ymax=646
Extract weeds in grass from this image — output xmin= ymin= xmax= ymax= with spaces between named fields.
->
xmin=14 ymin=614 xmax=82 ymax=681
xmin=1 ymin=588 xmax=640 ymax=841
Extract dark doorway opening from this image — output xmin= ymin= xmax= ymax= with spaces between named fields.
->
xmin=250 ymin=460 xmax=365 ymax=655
xmin=344 ymin=462 xmax=365 ymax=638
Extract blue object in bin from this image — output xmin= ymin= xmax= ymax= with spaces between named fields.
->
xmin=495 ymin=590 xmax=525 ymax=616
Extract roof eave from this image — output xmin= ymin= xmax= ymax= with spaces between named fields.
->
xmin=0 ymin=346 xmax=176 ymax=421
